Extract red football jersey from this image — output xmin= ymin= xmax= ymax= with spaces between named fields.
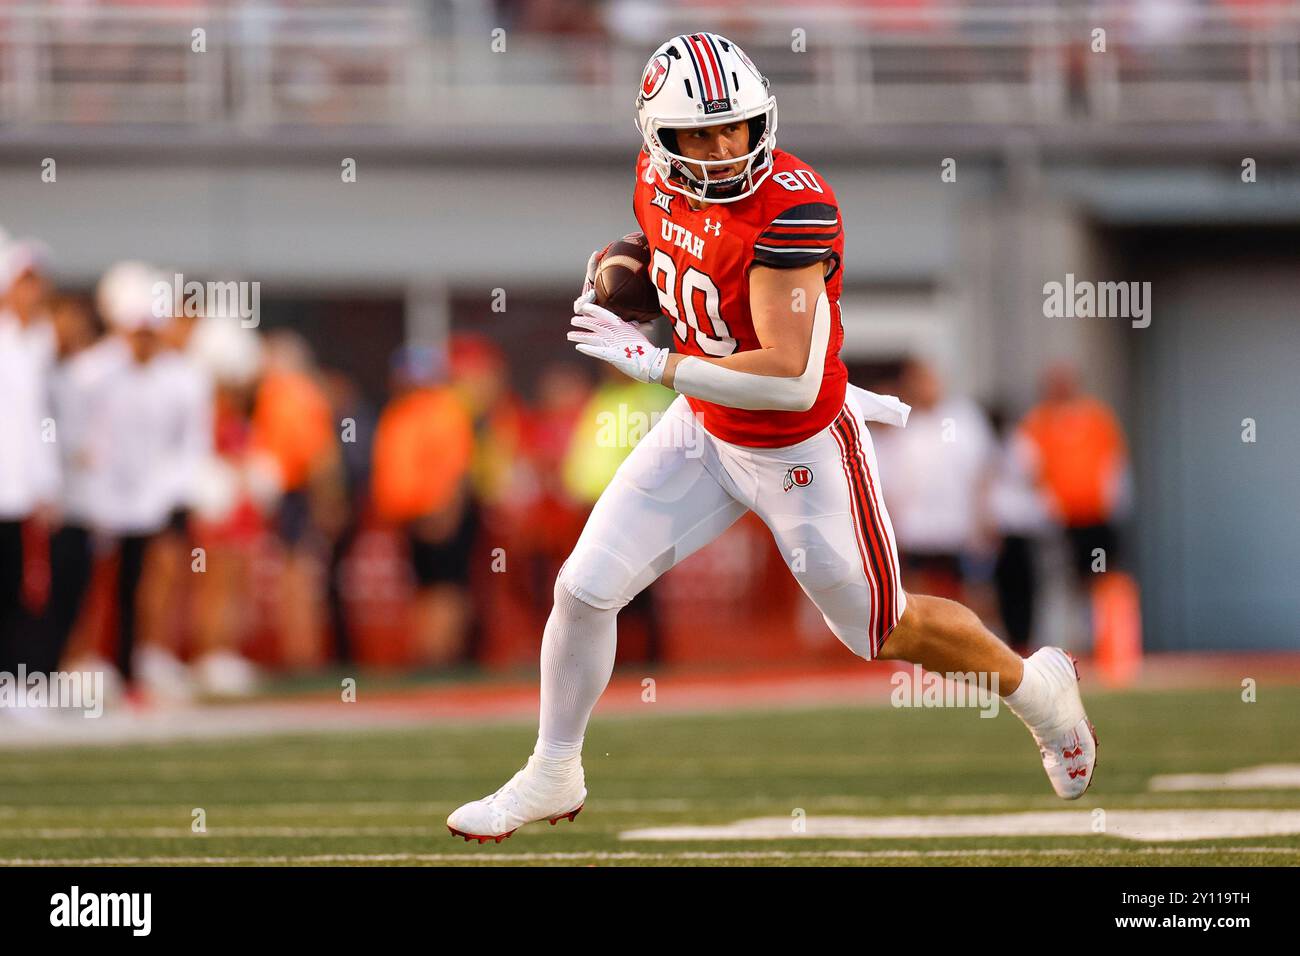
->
xmin=632 ymin=147 xmax=848 ymax=448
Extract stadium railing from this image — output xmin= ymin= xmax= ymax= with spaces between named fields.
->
xmin=0 ymin=3 xmax=1296 ymax=131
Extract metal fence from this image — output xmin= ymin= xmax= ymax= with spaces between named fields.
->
xmin=1 ymin=2 xmax=1297 ymax=131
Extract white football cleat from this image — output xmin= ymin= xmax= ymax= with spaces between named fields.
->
xmin=447 ymin=756 xmax=586 ymax=844
xmin=1027 ymin=648 xmax=1098 ymax=799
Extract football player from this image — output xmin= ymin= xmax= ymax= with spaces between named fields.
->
xmin=447 ymin=33 xmax=1096 ymax=842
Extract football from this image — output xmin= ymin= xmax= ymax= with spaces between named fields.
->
xmin=593 ymin=232 xmax=662 ymax=324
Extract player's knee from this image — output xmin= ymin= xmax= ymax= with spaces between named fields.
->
xmin=875 ymin=620 xmax=906 ymax=660
xmin=555 ymin=551 xmax=629 ymax=612
xmin=877 ymin=594 xmax=927 ymax=660
xmin=829 ymin=621 xmax=876 ymax=661
xmin=821 ymin=592 xmax=909 ymax=662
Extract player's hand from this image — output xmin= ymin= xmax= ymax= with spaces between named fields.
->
xmin=575 ymin=248 xmax=603 ymax=312
xmin=568 ymin=300 xmax=668 ymax=384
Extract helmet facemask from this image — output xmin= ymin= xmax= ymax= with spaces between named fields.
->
xmin=651 ymin=109 xmax=776 ymax=203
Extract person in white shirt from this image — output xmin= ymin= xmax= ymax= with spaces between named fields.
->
xmin=872 ymin=358 xmax=996 ymax=601
xmin=42 ymin=295 xmax=124 ymax=673
xmin=93 ymin=262 xmax=204 ymax=696
xmin=131 ymin=307 xmax=216 ymax=699
xmin=987 ymin=405 xmax=1054 ymax=654
xmin=0 ymin=237 xmax=60 ymax=671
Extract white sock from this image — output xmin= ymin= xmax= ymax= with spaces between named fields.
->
xmin=1001 ymin=652 xmax=1054 ymax=731
xmin=534 ymin=579 xmax=618 ymax=770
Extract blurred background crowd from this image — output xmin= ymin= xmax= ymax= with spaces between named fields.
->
xmin=0 ymin=238 xmax=654 ymax=700
xmin=1 ymin=0 xmax=1297 ymax=706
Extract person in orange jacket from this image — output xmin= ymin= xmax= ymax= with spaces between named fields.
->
xmin=1019 ymin=361 xmax=1130 ymax=582
xmin=372 ymin=345 xmax=475 ymax=666
xmin=1019 ymin=361 xmax=1141 ymax=682
xmin=250 ymin=330 xmax=340 ymax=670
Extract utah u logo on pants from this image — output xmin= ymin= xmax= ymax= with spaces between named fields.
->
xmin=783 ymin=465 xmax=814 ymax=492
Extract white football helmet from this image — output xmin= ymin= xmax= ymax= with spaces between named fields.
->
xmin=96 ymin=260 xmax=168 ymax=332
xmin=635 ymin=33 xmax=777 ymax=204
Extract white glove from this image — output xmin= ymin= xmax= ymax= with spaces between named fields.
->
xmin=577 ymin=248 xmax=600 ymax=300
xmin=568 ymin=299 xmax=669 ymax=384
xmin=575 ymin=248 xmax=602 ymax=312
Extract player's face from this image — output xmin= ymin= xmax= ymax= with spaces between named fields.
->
xmin=8 ymin=269 xmax=48 ymax=315
xmin=128 ymin=327 xmax=160 ymax=363
xmin=674 ymin=121 xmax=751 ymax=182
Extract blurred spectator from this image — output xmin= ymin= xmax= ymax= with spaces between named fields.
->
xmin=187 ymin=314 xmax=268 ymax=697
xmin=250 ymin=330 xmax=340 ymax=669
xmin=525 ymin=363 xmax=591 ymax=495
xmin=1019 ymin=360 xmax=1131 ymax=582
xmin=318 ymin=367 xmax=377 ymax=665
xmin=562 ymin=364 xmax=673 ymax=504
xmin=41 ymin=294 xmax=114 ymax=675
xmin=131 ymin=294 xmax=216 ymax=699
xmin=515 ymin=362 xmax=592 ymax=606
xmin=873 ymin=357 xmax=996 ymax=601
xmin=449 ymin=333 xmax=527 ymax=510
xmin=371 ymin=344 xmax=475 ymax=665
xmin=91 ymin=261 xmax=203 ymax=700
xmin=987 ymin=403 xmax=1053 ymax=654
xmin=0 ymin=236 xmax=60 ymax=673
xmin=1019 ymin=360 xmax=1139 ymax=670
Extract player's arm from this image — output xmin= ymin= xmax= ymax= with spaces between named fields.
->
xmin=568 ymin=261 xmax=832 ymax=412
xmin=660 ymin=261 xmax=827 ymax=411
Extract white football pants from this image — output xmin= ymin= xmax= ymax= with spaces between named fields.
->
xmin=556 ymin=386 xmax=907 ymax=660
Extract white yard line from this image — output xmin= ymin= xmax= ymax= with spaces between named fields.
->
xmin=1149 ymin=764 xmax=1300 ymax=791
xmin=620 ymin=810 xmax=1300 ymax=843
xmin=0 ymin=798 xmax=697 ymax=820
xmin=1 ymin=796 xmax=1013 ymax=818
xmin=0 ymin=802 xmax=440 ymax=818
xmin=1 ymin=847 xmax=1298 ymax=866
xmin=0 ymin=826 xmax=432 ymax=839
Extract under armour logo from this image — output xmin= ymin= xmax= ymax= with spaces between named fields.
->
xmin=624 ymin=345 xmax=645 ymax=358
xmin=1062 ymin=735 xmax=1086 ymax=778
xmin=703 ymin=218 xmax=721 ymax=236
xmin=651 ymin=186 xmax=674 ymax=214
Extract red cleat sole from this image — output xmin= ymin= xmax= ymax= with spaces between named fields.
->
xmin=447 ymin=826 xmax=518 ymax=844
xmin=549 ymin=804 xmax=583 ymax=825
xmin=447 ymin=804 xmax=583 ymax=844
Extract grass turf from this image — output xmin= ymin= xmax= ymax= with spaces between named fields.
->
xmin=2 ymin=687 xmax=1299 ymax=866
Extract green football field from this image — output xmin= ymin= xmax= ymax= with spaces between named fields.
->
xmin=3 ymin=687 xmax=1300 ymax=866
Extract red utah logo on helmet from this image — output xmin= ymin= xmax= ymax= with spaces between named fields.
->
xmin=641 ymin=54 xmax=670 ymax=100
